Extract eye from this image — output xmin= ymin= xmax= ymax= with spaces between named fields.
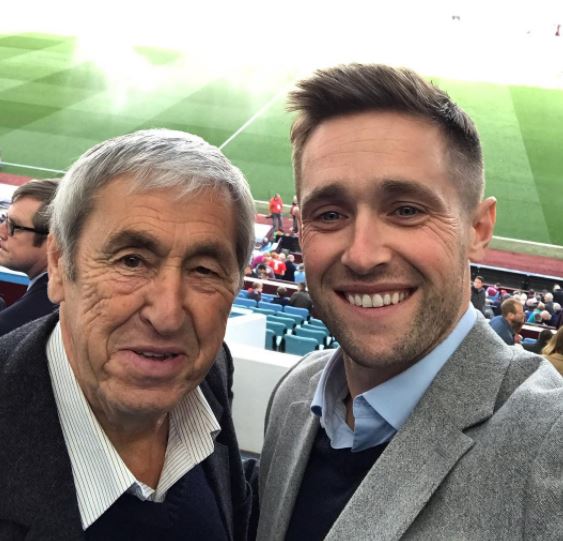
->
xmin=318 ymin=210 xmax=343 ymax=222
xmin=392 ymin=205 xmax=422 ymax=218
xmin=194 ymin=266 xmax=216 ymax=276
xmin=119 ymin=255 xmax=144 ymax=268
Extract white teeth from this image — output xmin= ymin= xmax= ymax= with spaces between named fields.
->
xmin=139 ymin=352 xmax=171 ymax=360
xmin=372 ymin=294 xmax=383 ymax=307
xmin=345 ymin=290 xmax=410 ymax=308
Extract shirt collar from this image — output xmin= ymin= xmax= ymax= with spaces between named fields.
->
xmin=47 ymin=322 xmax=220 ymax=530
xmin=312 ymin=304 xmax=477 ymax=444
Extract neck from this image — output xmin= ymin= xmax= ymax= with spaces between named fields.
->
xmin=97 ymin=413 xmax=170 ymax=488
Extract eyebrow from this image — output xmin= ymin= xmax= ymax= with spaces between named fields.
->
xmin=378 ymin=179 xmax=446 ymax=209
xmin=103 ymin=230 xmax=162 ymax=257
xmin=301 ymin=183 xmax=350 ymax=214
xmin=103 ymin=230 xmax=235 ymax=266
xmin=301 ymin=178 xmax=446 ymax=213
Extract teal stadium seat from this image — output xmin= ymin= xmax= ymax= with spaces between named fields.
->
xmin=267 ymin=315 xmax=293 ymax=332
xmin=283 ymin=305 xmax=309 ymax=322
xmin=258 ymin=301 xmax=283 ymax=312
xmin=265 ymin=328 xmax=276 ymax=351
xmin=295 ymin=326 xmax=327 ymax=347
xmin=234 ymin=298 xmax=257 ymax=308
xmin=266 ymin=320 xmax=286 ymax=338
xmin=283 ymin=334 xmax=318 ymax=355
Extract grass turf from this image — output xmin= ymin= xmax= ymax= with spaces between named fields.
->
xmin=0 ymin=32 xmax=561 ymax=246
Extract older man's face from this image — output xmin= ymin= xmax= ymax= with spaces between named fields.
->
xmin=48 ymin=175 xmax=239 ymax=426
xmin=299 ymin=111 xmax=494 ymax=382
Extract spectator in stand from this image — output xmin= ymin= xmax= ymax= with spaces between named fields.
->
xmin=489 ymin=298 xmax=525 ymax=345
xmin=0 ymin=178 xmax=59 ymax=336
xmin=244 ymin=265 xmax=257 ymax=278
xmin=294 ymin=264 xmax=306 ymax=284
xmin=283 ymin=254 xmax=297 ymax=282
xmin=269 ymin=252 xmax=286 ymax=279
xmin=256 ymin=263 xmax=275 ymax=280
xmin=470 ymin=276 xmax=486 ymax=315
xmin=542 ymin=326 xmax=563 ymax=375
xmin=247 ymin=281 xmax=263 ymax=302
xmin=549 ymin=303 xmax=562 ymax=328
xmin=272 ymin=286 xmax=290 ymax=306
xmin=543 ymin=292 xmax=555 ymax=315
xmin=553 ymin=284 xmax=563 ymax=305
xmin=288 ymin=282 xmax=313 ymax=311
xmin=290 ymin=196 xmax=300 ymax=234
xmin=523 ymin=329 xmax=554 ymax=354
xmin=540 ymin=310 xmax=553 ymax=325
xmin=269 ymin=193 xmax=284 ymax=232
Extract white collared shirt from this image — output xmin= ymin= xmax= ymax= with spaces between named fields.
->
xmin=47 ymin=322 xmax=221 ymax=530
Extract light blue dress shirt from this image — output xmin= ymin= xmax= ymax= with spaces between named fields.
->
xmin=311 ymin=305 xmax=477 ymax=452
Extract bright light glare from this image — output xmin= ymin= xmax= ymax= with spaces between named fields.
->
xmin=1 ymin=0 xmax=562 ymax=88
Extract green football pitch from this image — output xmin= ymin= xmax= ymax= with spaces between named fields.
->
xmin=0 ymin=32 xmax=561 ymax=246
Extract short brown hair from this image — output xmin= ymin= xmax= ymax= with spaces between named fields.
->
xmin=288 ymin=64 xmax=484 ymax=211
xmin=12 ymin=178 xmax=60 ymax=247
xmin=500 ymin=298 xmax=522 ymax=318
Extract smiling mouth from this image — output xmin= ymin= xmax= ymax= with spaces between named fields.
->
xmin=133 ymin=351 xmax=180 ymax=361
xmin=344 ymin=289 xmax=413 ymax=308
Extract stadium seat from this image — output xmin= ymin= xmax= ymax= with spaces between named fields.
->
xmin=258 ymin=301 xmax=283 ymax=312
xmin=234 ymin=298 xmax=257 ymax=308
xmin=265 ymin=328 xmax=276 ymax=351
xmin=266 ymin=320 xmax=286 ymax=338
xmin=266 ymin=315 xmax=293 ymax=332
xmin=282 ymin=334 xmax=318 ymax=356
xmin=302 ymin=322 xmax=330 ymax=341
xmin=309 ymin=317 xmax=327 ymax=328
xmin=237 ymin=290 xmax=249 ymax=298
xmin=284 ymin=306 xmax=310 ymax=320
xmin=295 ymin=326 xmax=327 ymax=346
xmin=261 ymin=293 xmax=275 ymax=302
xmin=253 ymin=307 xmax=276 ymax=316
xmin=276 ymin=312 xmax=303 ymax=326
xmin=329 ymin=340 xmax=340 ymax=349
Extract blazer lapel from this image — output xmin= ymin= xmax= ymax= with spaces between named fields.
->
xmin=327 ymin=319 xmax=514 ymax=541
xmin=258 ymin=398 xmax=319 ymax=540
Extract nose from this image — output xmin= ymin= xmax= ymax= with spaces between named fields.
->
xmin=139 ymin=267 xmax=187 ymax=335
xmin=340 ymin=212 xmax=393 ymax=275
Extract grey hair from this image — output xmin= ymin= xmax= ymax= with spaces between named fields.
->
xmin=51 ymin=129 xmax=255 ymax=281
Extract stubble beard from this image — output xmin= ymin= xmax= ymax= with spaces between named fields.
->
xmin=312 ymin=273 xmax=466 ymax=375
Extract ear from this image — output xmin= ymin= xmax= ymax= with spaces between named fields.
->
xmin=47 ymin=235 xmax=66 ymax=304
xmin=468 ymin=197 xmax=496 ymax=262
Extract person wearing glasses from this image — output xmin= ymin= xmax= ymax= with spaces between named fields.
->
xmin=0 ymin=178 xmax=59 ymax=336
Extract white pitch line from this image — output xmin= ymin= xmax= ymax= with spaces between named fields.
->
xmin=219 ymin=87 xmax=288 ymax=151
xmin=493 ymin=235 xmax=563 ymax=250
xmin=0 ymin=161 xmax=66 ymax=174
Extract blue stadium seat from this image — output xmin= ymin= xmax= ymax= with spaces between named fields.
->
xmin=234 ymin=298 xmax=257 ymax=308
xmin=276 ymin=312 xmax=302 ymax=327
xmin=266 ymin=320 xmax=286 ymax=338
xmin=283 ymin=305 xmax=309 ymax=322
xmin=237 ymin=290 xmax=249 ymax=298
xmin=295 ymin=326 xmax=327 ymax=346
xmin=302 ymin=323 xmax=331 ymax=343
xmin=265 ymin=328 xmax=276 ymax=351
xmin=261 ymin=293 xmax=275 ymax=302
xmin=283 ymin=334 xmax=318 ymax=356
xmin=329 ymin=340 xmax=340 ymax=349
xmin=267 ymin=315 xmax=293 ymax=332
xmin=258 ymin=301 xmax=283 ymax=312
xmin=309 ymin=317 xmax=328 ymax=328
xmin=253 ymin=307 xmax=276 ymax=316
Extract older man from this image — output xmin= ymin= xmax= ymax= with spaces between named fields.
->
xmin=257 ymin=64 xmax=563 ymax=540
xmin=0 ymin=130 xmax=255 ymax=540
xmin=0 ymin=178 xmax=59 ymax=335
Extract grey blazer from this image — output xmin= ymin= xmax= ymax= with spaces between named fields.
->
xmin=0 ymin=313 xmax=253 ymax=540
xmin=257 ymin=318 xmax=563 ymax=540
